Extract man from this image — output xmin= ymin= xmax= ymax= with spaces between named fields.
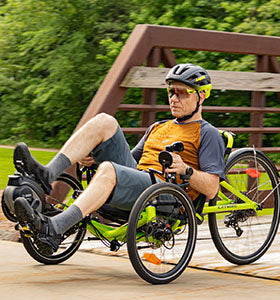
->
xmin=14 ymin=63 xmax=225 ymax=254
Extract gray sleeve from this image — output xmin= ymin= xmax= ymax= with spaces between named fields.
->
xmin=131 ymin=134 xmax=146 ymax=163
xmin=199 ymin=122 xmax=225 ymax=180
xmin=130 ymin=123 xmax=156 ymax=163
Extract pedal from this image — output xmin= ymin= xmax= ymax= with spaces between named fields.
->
xmin=22 ymin=226 xmax=32 ymax=237
xmin=15 ymin=222 xmax=33 ymax=237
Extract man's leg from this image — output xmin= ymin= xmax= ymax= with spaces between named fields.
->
xmin=14 ymin=113 xmax=119 ymax=193
xmin=59 ymin=113 xmax=118 ymax=165
xmin=14 ymin=161 xmax=117 ymax=253
xmin=53 ymin=161 xmax=117 ymax=223
xmin=13 ymin=113 xmax=132 ymax=253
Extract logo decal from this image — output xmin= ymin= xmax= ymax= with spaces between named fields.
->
xmin=162 ymin=140 xmax=170 ymax=144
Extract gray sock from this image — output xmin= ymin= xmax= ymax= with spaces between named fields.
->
xmin=50 ymin=205 xmax=83 ymax=235
xmin=46 ymin=153 xmax=71 ymax=183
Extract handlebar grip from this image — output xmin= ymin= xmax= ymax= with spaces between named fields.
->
xmin=165 ymin=141 xmax=184 ymax=152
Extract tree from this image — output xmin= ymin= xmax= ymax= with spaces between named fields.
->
xmin=0 ymin=0 xmax=139 ymax=146
xmin=125 ymin=0 xmax=280 ymax=151
xmin=0 ymin=0 xmax=279 ymax=152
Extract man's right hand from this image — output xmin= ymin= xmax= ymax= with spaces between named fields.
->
xmin=79 ymin=155 xmax=96 ymax=167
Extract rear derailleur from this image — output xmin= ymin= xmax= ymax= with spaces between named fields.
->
xmin=224 ymin=209 xmax=256 ymax=237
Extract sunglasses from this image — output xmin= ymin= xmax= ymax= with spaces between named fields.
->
xmin=167 ymin=87 xmax=196 ymax=98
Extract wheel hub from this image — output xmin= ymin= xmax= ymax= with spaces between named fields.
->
xmin=145 ymin=219 xmax=175 ymax=249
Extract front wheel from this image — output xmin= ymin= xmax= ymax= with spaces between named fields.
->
xmin=208 ymin=149 xmax=280 ymax=265
xmin=127 ymin=183 xmax=197 ymax=284
xmin=21 ymin=173 xmax=87 ymax=265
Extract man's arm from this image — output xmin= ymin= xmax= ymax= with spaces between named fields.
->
xmin=166 ymin=153 xmax=219 ymax=199
xmin=188 ymin=169 xmax=219 ymax=199
xmin=131 ymin=135 xmax=145 ymax=163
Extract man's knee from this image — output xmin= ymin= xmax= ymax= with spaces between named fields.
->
xmin=96 ymin=161 xmax=116 ymax=186
xmin=88 ymin=113 xmax=118 ymax=141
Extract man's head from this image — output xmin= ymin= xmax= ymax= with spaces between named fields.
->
xmin=165 ymin=63 xmax=212 ymax=122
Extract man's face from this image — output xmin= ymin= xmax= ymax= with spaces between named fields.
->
xmin=168 ymin=82 xmax=202 ymax=119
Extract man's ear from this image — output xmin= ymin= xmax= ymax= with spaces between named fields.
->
xmin=199 ymin=92 xmax=206 ymax=105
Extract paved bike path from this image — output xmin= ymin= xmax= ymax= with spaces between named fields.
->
xmin=79 ymin=222 xmax=280 ymax=281
xmin=1 ymin=240 xmax=280 ymax=300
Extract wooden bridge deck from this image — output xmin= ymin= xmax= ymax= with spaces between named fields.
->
xmin=80 ymin=222 xmax=280 ymax=281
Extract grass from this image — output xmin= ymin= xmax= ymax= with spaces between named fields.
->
xmin=0 ymin=147 xmax=57 ymax=190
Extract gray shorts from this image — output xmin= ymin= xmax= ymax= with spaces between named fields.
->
xmin=91 ymin=126 xmax=160 ymax=211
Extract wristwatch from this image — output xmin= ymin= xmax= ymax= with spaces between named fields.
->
xmin=180 ymin=166 xmax=193 ymax=181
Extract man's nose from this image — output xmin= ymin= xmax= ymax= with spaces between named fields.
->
xmin=170 ymin=94 xmax=180 ymax=102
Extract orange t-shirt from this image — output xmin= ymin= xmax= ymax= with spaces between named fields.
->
xmin=137 ymin=120 xmax=203 ymax=200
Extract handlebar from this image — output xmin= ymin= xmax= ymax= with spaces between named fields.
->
xmin=149 ymin=141 xmax=193 ymax=187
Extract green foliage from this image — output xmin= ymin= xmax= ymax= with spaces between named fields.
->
xmin=0 ymin=0 xmax=279 ymax=162
xmin=127 ymin=0 xmax=280 ymax=153
xmin=0 ymin=0 xmax=138 ymax=146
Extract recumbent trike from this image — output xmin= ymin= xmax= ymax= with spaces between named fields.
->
xmin=1 ymin=131 xmax=280 ymax=284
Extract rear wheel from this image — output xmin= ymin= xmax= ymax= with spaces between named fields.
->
xmin=127 ymin=183 xmax=197 ymax=284
xmin=209 ymin=149 xmax=280 ymax=264
xmin=21 ymin=173 xmax=87 ymax=265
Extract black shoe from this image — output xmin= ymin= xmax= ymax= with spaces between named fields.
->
xmin=14 ymin=142 xmax=52 ymax=194
xmin=14 ymin=197 xmax=63 ymax=255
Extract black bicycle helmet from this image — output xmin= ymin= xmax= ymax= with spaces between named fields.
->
xmin=165 ymin=63 xmax=212 ymax=98
xmin=165 ymin=63 xmax=212 ymax=122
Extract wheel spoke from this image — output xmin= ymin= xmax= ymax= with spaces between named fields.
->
xmin=127 ymin=183 xmax=197 ymax=284
xmin=209 ymin=151 xmax=280 ymax=264
xmin=21 ymin=173 xmax=86 ymax=264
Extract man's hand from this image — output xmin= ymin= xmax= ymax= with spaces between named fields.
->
xmin=165 ymin=152 xmax=186 ymax=175
xmin=165 ymin=152 xmax=219 ymax=199
xmin=79 ymin=155 xmax=96 ymax=167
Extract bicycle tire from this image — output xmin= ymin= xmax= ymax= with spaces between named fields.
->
xmin=21 ymin=173 xmax=87 ymax=265
xmin=208 ymin=148 xmax=280 ymax=265
xmin=1 ymin=194 xmax=18 ymax=222
xmin=127 ymin=183 xmax=197 ymax=284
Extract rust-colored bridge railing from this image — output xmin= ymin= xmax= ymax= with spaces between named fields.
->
xmin=53 ymin=25 xmax=280 ymax=201
xmin=75 ymin=25 xmax=280 ymax=154
xmin=119 ymin=66 xmax=280 ymax=153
